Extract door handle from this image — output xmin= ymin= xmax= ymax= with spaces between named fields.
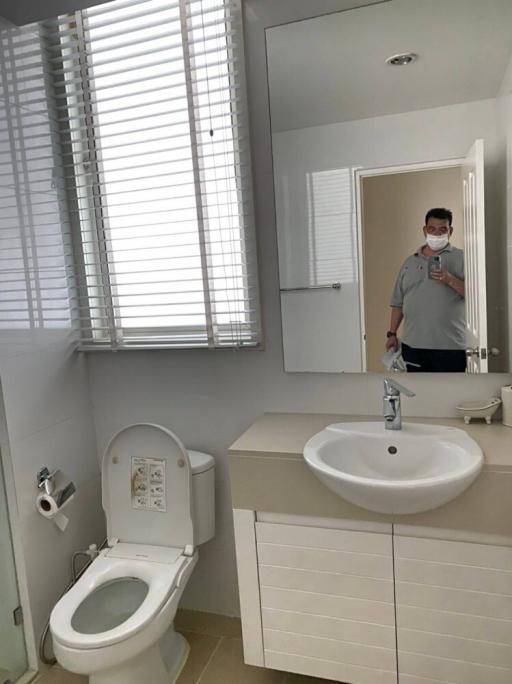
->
xmin=466 ymin=347 xmax=500 ymax=359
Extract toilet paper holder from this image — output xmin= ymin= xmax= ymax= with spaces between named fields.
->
xmin=37 ymin=466 xmax=76 ymax=505
xmin=36 ymin=467 xmax=76 ymax=532
xmin=37 ymin=466 xmax=59 ymax=495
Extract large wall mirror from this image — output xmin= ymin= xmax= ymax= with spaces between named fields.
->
xmin=266 ymin=0 xmax=512 ymax=373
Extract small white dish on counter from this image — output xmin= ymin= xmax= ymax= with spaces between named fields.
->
xmin=456 ymin=398 xmax=502 ymax=424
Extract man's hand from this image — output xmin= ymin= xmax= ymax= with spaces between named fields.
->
xmin=430 ymin=268 xmax=452 ymax=285
xmin=385 ymin=335 xmax=398 ymax=351
xmin=430 ymin=269 xmax=465 ymax=296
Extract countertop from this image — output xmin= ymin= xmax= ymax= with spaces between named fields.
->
xmin=229 ymin=412 xmax=512 ymax=471
xmin=229 ymin=413 xmax=512 ymax=539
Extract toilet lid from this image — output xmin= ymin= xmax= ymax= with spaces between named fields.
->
xmin=102 ymin=424 xmax=194 ymax=549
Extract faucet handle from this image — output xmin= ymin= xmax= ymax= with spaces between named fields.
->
xmin=383 ymin=377 xmax=415 ymax=398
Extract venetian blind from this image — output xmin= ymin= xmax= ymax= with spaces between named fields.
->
xmin=51 ymin=0 xmax=260 ymax=349
xmin=0 ymin=22 xmax=77 ymax=336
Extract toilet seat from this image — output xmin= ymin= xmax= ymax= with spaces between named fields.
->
xmin=50 ymin=543 xmax=190 ymax=651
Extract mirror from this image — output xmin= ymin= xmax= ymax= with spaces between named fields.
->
xmin=266 ymin=0 xmax=512 ymax=373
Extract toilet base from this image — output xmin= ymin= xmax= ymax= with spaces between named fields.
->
xmin=90 ymin=628 xmax=190 ymax=684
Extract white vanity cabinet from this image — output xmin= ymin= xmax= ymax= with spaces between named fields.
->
xmin=233 ymin=511 xmax=397 ymax=683
xmin=394 ymin=535 xmax=512 ymax=684
xmin=234 ymin=511 xmax=512 ymax=684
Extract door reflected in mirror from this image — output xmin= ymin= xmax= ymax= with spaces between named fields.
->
xmin=267 ymin=0 xmax=512 ymax=373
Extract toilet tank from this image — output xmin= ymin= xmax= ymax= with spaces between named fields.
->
xmin=188 ymin=451 xmax=215 ymax=545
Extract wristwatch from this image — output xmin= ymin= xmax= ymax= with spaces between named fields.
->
xmin=386 ymin=331 xmax=397 ymax=338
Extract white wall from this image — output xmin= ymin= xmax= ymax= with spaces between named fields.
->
xmin=0 ymin=25 xmax=105 ymax=668
xmin=273 ymin=98 xmax=500 ymax=172
xmin=86 ymin=1 xmax=512 ymax=617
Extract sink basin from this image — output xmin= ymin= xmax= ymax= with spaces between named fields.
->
xmin=303 ymin=422 xmax=483 ymax=514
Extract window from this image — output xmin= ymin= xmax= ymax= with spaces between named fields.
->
xmin=49 ymin=0 xmax=260 ymax=349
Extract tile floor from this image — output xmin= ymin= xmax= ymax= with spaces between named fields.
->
xmin=33 ymin=609 xmax=328 ymax=684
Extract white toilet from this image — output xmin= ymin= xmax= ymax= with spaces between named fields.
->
xmin=50 ymin=423 xmax=215 ymax=684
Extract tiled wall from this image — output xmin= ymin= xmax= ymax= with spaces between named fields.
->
xmin=0 ymin=21 xmax=105 ymax=667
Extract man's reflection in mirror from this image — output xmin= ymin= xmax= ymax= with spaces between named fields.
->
xmin=386 ymin=208 xmax=466 ymax=372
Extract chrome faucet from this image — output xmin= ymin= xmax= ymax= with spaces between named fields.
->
xmin=383 ymin=377 xmax=416 ymax=430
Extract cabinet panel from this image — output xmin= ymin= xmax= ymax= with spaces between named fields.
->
xmin=398 ymin=652 xmax=512 ymax=684
xmin=262 ymin=607 xmax=396 ymax=649
xmin=396 ymin=557 xmax=512 ymax=594
xmin=260 ymin=586 xmax=395 ymax=626
xmin=399 ymin=629 xmax=512 ymax=669
xmin=399 ymin=676 xmax=453 ymax=684
xmin=395 ymin=535 xmax=512 ymax=570
xmin=396 ymin=535 xmax=512 ymax=683
xmin=258 ymin=542 xmax=392 ymax=579
xmin=259 ymin=564 xmax=394 ymax=601
xmin=256 ymin=521 xmax=392 ymax=555
xmin=265 ymin=651 xmax=397 ymax=684
xmin=256 ymin=522 xmax=396 ymax=681
xmin=398 ymin=604 xmax=512 ymax=646
xmin=396 ymin=580 xmax=512 ymax=620
xmin=264 ymin=629 xmax=396 ymax=671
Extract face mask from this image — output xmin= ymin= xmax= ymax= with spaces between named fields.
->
xmin=426 ymin=234 xmax=449 ymax=251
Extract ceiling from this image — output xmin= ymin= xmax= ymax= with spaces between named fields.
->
xmin=0 ymin=0 xmax=111 ymax=25
xmin=267 ymin=0 xmax=512 ymax=132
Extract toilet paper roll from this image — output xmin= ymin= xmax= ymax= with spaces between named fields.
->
xmin=36 ymin=489 xmax=74 ymax=532
xmin=501 ymin=385 xmax=512 ymax=427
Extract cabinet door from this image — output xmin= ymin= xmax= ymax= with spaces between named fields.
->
xmin=395 ymin=535 xmax=512 ymax=684
xmin=256 ymin=521 xmax=397 ymax=684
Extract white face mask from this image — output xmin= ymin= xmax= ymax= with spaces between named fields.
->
xmin=426 ymin=234 xmax=449 ymax=251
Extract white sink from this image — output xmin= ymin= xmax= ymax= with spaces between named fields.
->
xmin=303 ymin=422 xmax=483 ymax=514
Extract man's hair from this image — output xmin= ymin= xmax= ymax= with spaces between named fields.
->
xmin=425 ymin=207 xmax=453 ymax=226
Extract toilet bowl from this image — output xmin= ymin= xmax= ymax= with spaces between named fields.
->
xmin=50 ymin=424 xmax=214 ymax=684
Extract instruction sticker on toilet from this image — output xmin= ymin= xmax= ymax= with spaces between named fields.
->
xmin=131 ymin=457 xmax=166 ymax=512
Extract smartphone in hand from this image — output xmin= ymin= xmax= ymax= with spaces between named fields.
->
xmin=428 ymin=255 xmax=442 ymax=278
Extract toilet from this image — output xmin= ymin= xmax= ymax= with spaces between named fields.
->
xmin=50 ymin=423 xmax=215 ymax=684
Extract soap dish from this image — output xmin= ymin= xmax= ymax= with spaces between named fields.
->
xmin=456 ymin=397 xmax=502 ymax=424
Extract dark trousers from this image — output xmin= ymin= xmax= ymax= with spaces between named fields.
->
xmin=402 ymin=343 xmax=466 ymax=373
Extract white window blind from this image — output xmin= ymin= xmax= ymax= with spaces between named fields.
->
xmin=50 ymin=0 xmax=260 ymax=349
xmin=0 ymin=23 xmax=77 ymax=335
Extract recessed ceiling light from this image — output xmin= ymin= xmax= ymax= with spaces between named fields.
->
xmin=386 ymin=53 xmax=418 ymax=66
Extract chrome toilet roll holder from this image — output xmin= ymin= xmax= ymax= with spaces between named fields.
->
xmin=37 ymin=466 xmax=59 ymax=495
xmin=37 ymin=467 xmax=76 ymax=506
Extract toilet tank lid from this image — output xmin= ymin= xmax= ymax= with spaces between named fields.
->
xmin=188 ymin=450 xmax=214 ymax=475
